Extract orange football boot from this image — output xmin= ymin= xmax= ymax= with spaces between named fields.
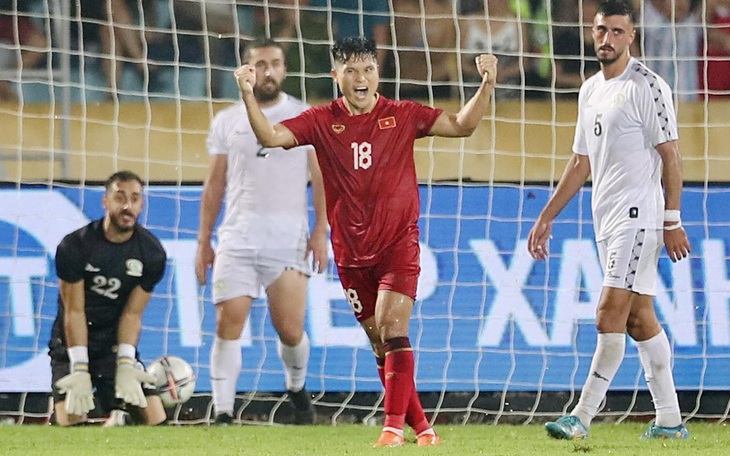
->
xmin=373 ymin=430 xmax=405 ymax=448
xmin=416 ymin=432 xmax=441 ymax=446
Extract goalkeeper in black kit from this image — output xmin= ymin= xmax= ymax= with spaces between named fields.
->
xmin=48 ymin=171 xmax=168 ymax=426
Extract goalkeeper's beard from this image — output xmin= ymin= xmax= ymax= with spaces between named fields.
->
xmin=109 ymin=211 xmax=137 ymax=233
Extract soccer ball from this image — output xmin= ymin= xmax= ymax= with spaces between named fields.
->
xmin=147 ymin=355 xmax=196 ymax=407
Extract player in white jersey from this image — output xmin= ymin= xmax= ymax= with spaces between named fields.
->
xmin=527 ymin=0 xmax=691 ymax=440
xmin=195 ymin=39 xmax=328 ymax=425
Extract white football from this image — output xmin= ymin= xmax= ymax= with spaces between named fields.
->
xmin=147 ymin=355 xmax=196 ymax=407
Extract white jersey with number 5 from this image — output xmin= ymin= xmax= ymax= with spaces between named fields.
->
xmin=207 ymin=94 xmax=313 ymax=253
xmin=573 ymin=57 xmax=677 ymax=242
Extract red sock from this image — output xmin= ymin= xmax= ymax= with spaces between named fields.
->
xmin=382 ymin=337 xmax=428 ymax=432
xmin=376 ymin=356 xmax=430 ymax=435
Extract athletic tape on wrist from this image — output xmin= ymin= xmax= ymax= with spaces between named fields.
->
xmin=664 ymin=209 xmax=681 ymax=223
xmin=664 ymin=220 xmax=683 ymax=231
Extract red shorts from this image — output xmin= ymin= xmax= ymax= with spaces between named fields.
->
xmin=337 ymin=240 xmax=420 ymax=322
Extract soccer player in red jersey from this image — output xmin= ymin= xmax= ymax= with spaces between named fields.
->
xmin=235 ymin=37 xmax=497 ymax=447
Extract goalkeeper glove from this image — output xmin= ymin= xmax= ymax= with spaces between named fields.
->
xmin=55 ymin=364 xmax=95 ymax=417
xmin=115 ymin=357 xmax=157 ymax=408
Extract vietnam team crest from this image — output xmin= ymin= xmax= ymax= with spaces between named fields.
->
xmin=378 ymin=116 xmax=396 ymax=130
xmin=332 ymin=124 xmax=345 ymax=134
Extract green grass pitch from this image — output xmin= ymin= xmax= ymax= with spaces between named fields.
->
xmin=1 ymin=422 xmax=730 ymax=455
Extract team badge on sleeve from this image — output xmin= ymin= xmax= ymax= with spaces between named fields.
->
xmin=378 ymin=117 xmax=396 ymax=130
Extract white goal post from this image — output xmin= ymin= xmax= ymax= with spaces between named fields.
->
xmin=0 ymin=0 xmax=729 ymax=425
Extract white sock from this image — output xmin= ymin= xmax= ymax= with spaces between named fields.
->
xmin=210 ymin=336 xmax=242 ymax=415
xmin=572 ymin=333 xmax=626 ymax=428
xmin=277 ymin=332 xmax=310 ymax=392
xmin=636 ymin=330 xmax=682 ymax=427
xmin=383 ymin=426 xmax=404 ymax=437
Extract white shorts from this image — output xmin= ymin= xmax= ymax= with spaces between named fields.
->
xmin=596 ymin=228 xmax=663 ymax=296
xmin=211 ymin=248 xmax=310 ymax=303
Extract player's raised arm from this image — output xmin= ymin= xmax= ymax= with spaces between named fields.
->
xmin=235 ymin=64 xmax=298 ymax=149
xmin=428 ymin=54 xmax=497 ymax=138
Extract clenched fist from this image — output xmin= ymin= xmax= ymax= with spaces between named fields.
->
xmin=234 ymin=64 xmax=256 ymax=95
xmin=475 ymin=54 xmax=498 ymax=86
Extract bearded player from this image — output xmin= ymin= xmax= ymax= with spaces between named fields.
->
xmin=235 ymin=37 xmax=497 ymax=446
xmin=49 ymin=171 xmax=167 ymax=426
xmin=196 ymin=38 xmax=327 ymax=425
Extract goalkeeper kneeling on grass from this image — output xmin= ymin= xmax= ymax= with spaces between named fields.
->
xmin=48 ymin=171 xmax=168 ymax=426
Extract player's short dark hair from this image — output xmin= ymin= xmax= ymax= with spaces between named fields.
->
xmin=242 ymin=38 xmax=285 ymax=64
xmin=597 ymin=0 xmax=636 ymax=24
xmin=105 ymin=171 xmax=144 ymax=193
xmin=331 ymin=37 xmax=377 ymax=65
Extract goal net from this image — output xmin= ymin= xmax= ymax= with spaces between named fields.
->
xmin=1 ymin=0 xmax=729 ymax=425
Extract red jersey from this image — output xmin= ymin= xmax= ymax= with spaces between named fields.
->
xmin=281 ymin=95 xmax=442 ymax=267
xmin=706 ymin=9 xmax=730 ymax=58
xmin=701 ymin=9 xmax=730 ymax=94
xmin=0 ymin=17 xmax=36 ymax=44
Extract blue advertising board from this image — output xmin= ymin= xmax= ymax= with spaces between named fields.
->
xmin=0 ymin=184 xmax=728 ymax=393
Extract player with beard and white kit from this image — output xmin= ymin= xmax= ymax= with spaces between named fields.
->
xmin=195 ymin=39 xmax=328 ymax=425
xmin=528 ymin=0 xmax=692 ymax=441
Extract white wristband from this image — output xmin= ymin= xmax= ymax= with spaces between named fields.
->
xmin=664 ymin=220 xmax=683 ymax=231
xmin=664 ymin=210 xmax=681 ymax=223
xmin=68 ymin=345 xmax=89 ymax=368
xmin=117 ymin=343 xmax=136 ymax=360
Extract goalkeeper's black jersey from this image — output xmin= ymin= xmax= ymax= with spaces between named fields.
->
xmin=49 ymin=219 xmax=167 ymax=359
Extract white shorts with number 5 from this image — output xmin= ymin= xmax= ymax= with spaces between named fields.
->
xmin=596 ymin=228 xmax=663 ymax=296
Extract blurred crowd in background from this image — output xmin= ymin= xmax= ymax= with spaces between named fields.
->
xmin=0 ymin=0 xmax=728 ymax=104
